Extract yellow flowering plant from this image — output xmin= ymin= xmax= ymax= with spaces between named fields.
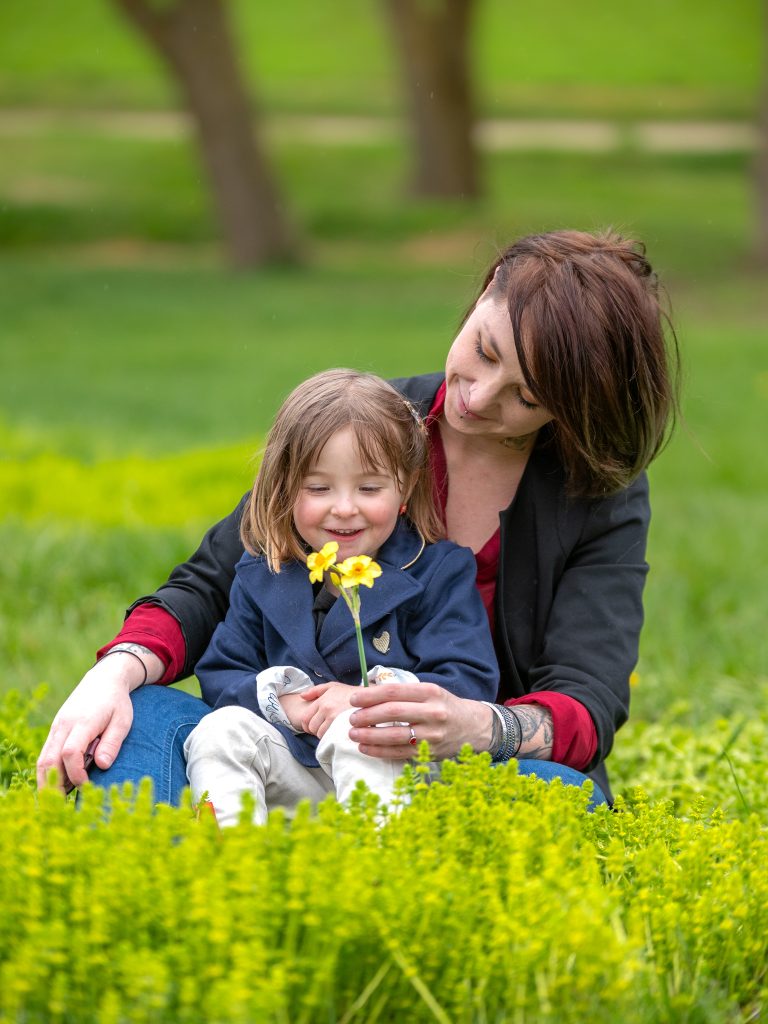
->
xmin=306 ymin=541 xmax=382 ymax=686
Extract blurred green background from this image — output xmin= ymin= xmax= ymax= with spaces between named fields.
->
xmin=1 ymin=0 xmax=766 ymax=742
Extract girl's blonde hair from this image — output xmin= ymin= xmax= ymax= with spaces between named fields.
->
xmin=241 ymin=369 xmax=444 ymax=571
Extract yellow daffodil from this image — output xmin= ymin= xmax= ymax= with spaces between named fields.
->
xmin=335 ymin=555 xmax=382 ymax=589
xmin=305 ymin=546 xmax=382 ymax=685
xmin=306 ymin=542 xmax=339 ymax=584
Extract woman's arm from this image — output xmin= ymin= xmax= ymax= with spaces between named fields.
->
xmin=509 ymin=704 xmax=553 ymax=759
xmin=127 ymin=494 xmax=249 ymax=678
xmin=36 ymin=646 xmax=165 ymax=791
xmin=37 ymin=496 xmax=248 ymax=790
xmin=511 ymin=474 xmax=649 ymax=771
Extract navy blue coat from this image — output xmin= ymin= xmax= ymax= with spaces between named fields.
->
xmin=195 ymin=519 xmax=499 ymax=767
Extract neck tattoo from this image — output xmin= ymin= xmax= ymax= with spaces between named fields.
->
xmin=500 ymin=433 xmax=534 ymax=452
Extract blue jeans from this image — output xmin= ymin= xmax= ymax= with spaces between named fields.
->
xmin=88 ymin=686 xmax=608 ymax=810
xmin=88 ymin=685 xmax=212 ymax=806
xmin=514 ymin=759 xmax=607 ymax=809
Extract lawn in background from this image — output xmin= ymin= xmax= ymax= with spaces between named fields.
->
xmin=0 ymin=0 xmax=759 ymax=118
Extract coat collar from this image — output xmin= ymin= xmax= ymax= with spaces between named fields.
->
xmin=373 ymin=515 xmax=426 ymax=570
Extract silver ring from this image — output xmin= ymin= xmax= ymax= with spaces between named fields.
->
xmin=408 ymin=726 xmax=417 ymax=746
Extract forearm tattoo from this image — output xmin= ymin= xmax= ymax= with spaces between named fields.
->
xmin=512 ymin=705 xmax=554 ymax=760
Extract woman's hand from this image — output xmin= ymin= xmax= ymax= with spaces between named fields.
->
xmin=36 ymin=650 xmax=161 ymax=792
xmin=282 ymin=683 xmax=354 ymax=739
xmin=347 ymin=682 xmax=495 ymax=761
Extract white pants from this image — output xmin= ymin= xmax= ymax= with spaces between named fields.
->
xmin=184 ymin=705 xmax=407 ymax=827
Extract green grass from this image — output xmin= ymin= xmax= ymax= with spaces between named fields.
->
xmin=0 ymin=0 xmax=760 ymax=117
xmin=0 ymin=261 xmax=459 ymax=454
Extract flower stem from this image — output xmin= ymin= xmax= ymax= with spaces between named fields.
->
xmin=328 ymin=574 xmax=369 ymax=686
xmin=353 ymin=614 xmax=369 ymax=687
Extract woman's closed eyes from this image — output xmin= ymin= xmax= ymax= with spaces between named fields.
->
xmin=474 ymin=340 xmax=539 ymax=410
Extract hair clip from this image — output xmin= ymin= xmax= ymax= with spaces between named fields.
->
xmin=403 ymin=399 xmax=426 ymax=432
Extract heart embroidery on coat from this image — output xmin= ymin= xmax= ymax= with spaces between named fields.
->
xmin=372 ymin=631 xmax=391 ymax=654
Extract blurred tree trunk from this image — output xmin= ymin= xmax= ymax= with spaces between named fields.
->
xmin=113 ymin=0 xmax=296 ymax=269
xmin=756 ymin=3 xmax=768 ymax=266
xmin=383 ymin=0 xmax=480 ymax=198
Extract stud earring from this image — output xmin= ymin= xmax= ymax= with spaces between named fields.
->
xmin=399 ymin=503 xmax=407 ymax=516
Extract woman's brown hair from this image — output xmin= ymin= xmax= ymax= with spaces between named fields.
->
xmin=241 ymin=369 xmax=444 ymax=570
xmin=470 ymin=229 xmax=680 ymax=496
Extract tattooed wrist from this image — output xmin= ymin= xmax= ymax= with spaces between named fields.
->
xmin=511 ymin=705 xmax=554 ymax=760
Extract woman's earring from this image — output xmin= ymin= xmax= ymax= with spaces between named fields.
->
xmin=399 ymin=504 xmax=407 ymax=516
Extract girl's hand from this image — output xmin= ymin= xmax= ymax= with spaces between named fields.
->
xmin=278 ymin=691 xmax=313 ymax=732
xmin=347 ymin=682 xmax=494 ymax=761
xmin=288 ymin=683 xmax=354 ymax=738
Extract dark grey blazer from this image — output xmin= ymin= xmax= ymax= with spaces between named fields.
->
xmin=130 ymin=373 xmax=650 ymax=799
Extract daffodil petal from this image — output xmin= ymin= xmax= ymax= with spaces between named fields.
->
xmin=307 ymin=542 xmax=340 ymax=581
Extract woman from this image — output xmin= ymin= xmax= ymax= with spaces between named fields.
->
xmin=37 ymin=230 xmax=678 ymax=805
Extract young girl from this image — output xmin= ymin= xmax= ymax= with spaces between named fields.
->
xmin=184 ymin=369 xmax=499 ymax=826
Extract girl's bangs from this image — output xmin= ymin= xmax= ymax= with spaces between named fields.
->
xmin=349 ymin=419 xmax=407 ymax=484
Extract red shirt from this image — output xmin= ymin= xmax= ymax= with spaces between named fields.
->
xmin=103 ymin=384 xmax=597 ymax=770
